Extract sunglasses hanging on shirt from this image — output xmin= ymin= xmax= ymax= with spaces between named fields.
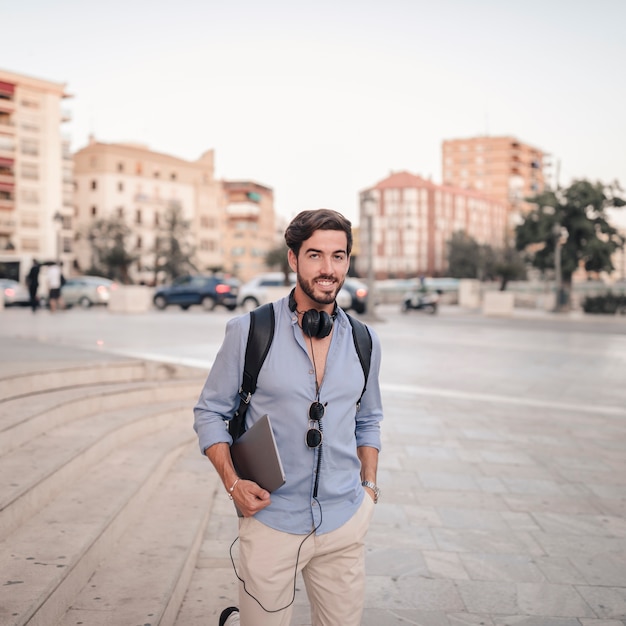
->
xmin=306 ymin=401 xmax=325 ymax=448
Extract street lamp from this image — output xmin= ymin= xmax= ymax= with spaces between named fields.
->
xmin=360 ymin=191 xmax=381 ymax=321
xmin=553 ymin=221 xmax=568 ymax=311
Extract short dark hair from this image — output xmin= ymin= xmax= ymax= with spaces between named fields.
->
xmin=284 ymin=209 xmax=353 ymax=257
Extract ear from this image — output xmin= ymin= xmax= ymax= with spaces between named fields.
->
xmin=288 ymin=248 xmax=298 ymax=273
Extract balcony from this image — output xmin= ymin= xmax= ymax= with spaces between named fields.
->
xmin=0 ymin=197 xmax=15 ymax=212
xmin=0 ymin=98 xmax=15 ymax=113
xmin=226 ymin=201 xmax=260 ymax=218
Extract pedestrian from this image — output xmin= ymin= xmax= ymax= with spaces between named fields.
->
xmin=26 ymin=259 xmax=40 ymax=312
xmin=194 ymin=208 xmax=383 ymax=626
xmin=46 ymin=262 xmax=63 ymax=312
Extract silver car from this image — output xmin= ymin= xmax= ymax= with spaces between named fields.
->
xmin=1 ymin=278 xmax=30 ymax=307
xmin=61 ymin=276 xmax=118 ymax=308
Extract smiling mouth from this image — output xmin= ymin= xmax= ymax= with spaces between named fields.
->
xmin=316 ymin=279 xmax=336 ymax=290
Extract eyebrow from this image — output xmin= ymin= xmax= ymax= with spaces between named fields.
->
xmin=304 ymin=247 xmax=347 ymax=255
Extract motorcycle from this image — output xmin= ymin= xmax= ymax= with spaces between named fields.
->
xmin=401 ymin=289 xmax=441 ymax=314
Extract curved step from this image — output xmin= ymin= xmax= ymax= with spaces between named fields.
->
xmin=0 ymin=401 xmax=192 ymax=540
xmin=58 ymin=446 xmax=219 ymax=626
xmin=0 ymin=379 xmax=202 ymax=456
xmin=0 ymin=360 xmax=147 ymax=402
xmin=0 ymin=421 xmax=196 ymax=626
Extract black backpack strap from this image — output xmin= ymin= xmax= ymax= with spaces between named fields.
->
xmin=229 ymin=303 xmax=275 ymax=441
xmin=346 ymin=313 xmax=372 ymax=410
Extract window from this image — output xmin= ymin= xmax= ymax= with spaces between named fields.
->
xmin=170 ymin=172 xmax=177 ymax=180
xmin=117 ymin=162 xmax=124 ymax=172
xmin=117 ymin=207 xmax=124 ymax=218
xmin=21 ymin=139 xmax=39 ymax=156
xmin=21 ymin=189 xmax=39 ymax=204
xmin=91 ymin=205 xmax=97 ymax=216
xmin=154 ymin=213 xmax=160 ymax=227
xmin=118 ymin=182 xmax=124 ymax=192
xmin=21 ymin=121 xmax=39 ymax=133
xmin=21 ymin=98 xmax=40 ymax=109
xmin=136 ymin=235 xmax=142 ymax=249
xmin=21 ymin=238 xmax=40 ymax=251
xmin=21 ymin=164 xmax=39 ymax=180
xmin=135 ymin=209 xmax=142 ymax=224
xmin=91 ymin=180 xmax=97 ymax=190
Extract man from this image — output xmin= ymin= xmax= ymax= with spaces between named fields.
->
xmin=46 ymin=262 xmax=63 ymax=312
xmin=26 ymin=259 xmax=40 ymax=312
xmin=194 ymin=209 xmax=383 ymax=626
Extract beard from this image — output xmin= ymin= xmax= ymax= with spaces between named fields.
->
xmin=297 ymin=274 xmax=345 ymax=306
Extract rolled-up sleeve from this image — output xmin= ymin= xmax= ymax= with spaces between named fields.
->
xmin=193 ymin=315 xmax=249 ymax=455
xmin=354 ymin=328 xmax=383 ymax=451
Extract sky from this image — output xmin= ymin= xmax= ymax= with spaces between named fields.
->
xmin=2 ymin=0 xmax=625 ymax=225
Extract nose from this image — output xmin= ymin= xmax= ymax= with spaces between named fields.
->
xmin=320 ymin=255 xmax=333 ymax=274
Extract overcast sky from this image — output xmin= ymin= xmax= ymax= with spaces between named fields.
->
xmin=2 ymin=0 xmax=625 ymax=224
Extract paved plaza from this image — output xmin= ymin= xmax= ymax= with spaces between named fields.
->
xmin=1 ymin=304 xmax=625 ymax=625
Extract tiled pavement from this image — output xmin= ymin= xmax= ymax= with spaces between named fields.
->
xmin=1 ymin=305 xmax=625 ymax=625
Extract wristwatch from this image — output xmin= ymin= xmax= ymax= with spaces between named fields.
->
xmin=361 ymin=480 xmax=380 ymax=504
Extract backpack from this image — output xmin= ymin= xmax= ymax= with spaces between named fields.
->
xmin=228 ymin=302 xmax=372 ymax=441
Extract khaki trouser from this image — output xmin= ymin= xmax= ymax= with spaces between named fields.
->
xmin=231 ymin=495 xmax=375 ymax=626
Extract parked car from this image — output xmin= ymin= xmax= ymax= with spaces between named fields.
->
xmin=238 ymin=272 xmax=295 ymax=312
xmin=340 ymin=278 xmax=368 ymax=314
xmin=153 ymin=275 xmax=239 ymax=311
xmin=238 ymin=272 xmax=368 ymax=314
xmin=60 ymin=276 xmax=118 ymax=308
xmin=1 ymin=278 xmax=30 ymax=307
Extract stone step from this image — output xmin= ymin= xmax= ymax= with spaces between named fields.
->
xmin=0 ymin=417 xmax=196 ymax=626
xmin=0 ymin=358 xmax=204 ymax=403
xmin=0 ymin=378 xmax=201 ymax=456
xmin=0 ymin=400 xmax=191 ymax=540
xmin=58 ymin=445 xmax=218 ymax=626
xmin=0 ymin=360 xmax=147 ymax=402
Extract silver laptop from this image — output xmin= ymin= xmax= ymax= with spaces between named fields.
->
xmin=230 ymin=414 xmax=286 ymax=493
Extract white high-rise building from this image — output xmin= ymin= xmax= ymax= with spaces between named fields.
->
xmin=0 ymin=68 xmax=72 ymax=281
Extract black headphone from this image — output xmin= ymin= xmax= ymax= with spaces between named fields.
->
xmin=289 ymin=289 xmax=337 ymax=339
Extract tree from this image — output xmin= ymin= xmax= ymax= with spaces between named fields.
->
xmin=264 ymin=242 xmax=292 ymax=284
xmin=85 ymin=217 xmax=138 ymax=284
xmin=447 ymin=231 xmax=482 ymax=278
xmin=151 ymin=201 xmax=198 ymax=284
xmin=493 ymin=244 xmax=527 ymax=291
xmin=447 ymin=230 xmax=526 ymax=289
xmin=515 ymin=180 xmax=625 ymax=308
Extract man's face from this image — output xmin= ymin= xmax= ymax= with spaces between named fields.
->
xmin=288 ymin=229 xmax=350 ymax=307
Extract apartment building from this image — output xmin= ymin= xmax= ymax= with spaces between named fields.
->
xmin=442 ymin=135 xmax=548 ymax=215
xmin=0 ymin=69 xmax=72 ymax=281
xmin=221 ymin=180 xmax=276 ymax=283
xmin=73 ymin=138 xmax=223 ymax=284
xmin=358 ymin=171 xmax=508 ymax=278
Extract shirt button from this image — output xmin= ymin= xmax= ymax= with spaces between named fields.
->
xmin=309 ymin=369 xmax=314 ymax=375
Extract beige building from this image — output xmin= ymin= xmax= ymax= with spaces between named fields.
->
xmin=221 ymin=180 xmax=276 ymax=283
xmin=442 ymin=135 xmax=548 ymax=215
xmin=358 ymin=171 xmax=509 ymax=278
xmin=73 ymin=138 xmax=224 ymax=284
xmin=0 ymin=68 xmax=72 ymax=281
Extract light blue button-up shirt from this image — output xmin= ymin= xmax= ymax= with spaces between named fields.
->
xmin=193 ymin=295 xmax=383 ymax=535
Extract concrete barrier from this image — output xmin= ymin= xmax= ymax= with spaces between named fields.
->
xmin=458 ymin=279 xmax=481 ymax=309
xmin=482 ymin=290 xmax=515 ymax=316
xmin=108 ymin=285 xmax=153 ymax=313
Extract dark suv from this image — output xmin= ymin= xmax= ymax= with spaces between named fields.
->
xmin=153 ymin=275 xmax=239 ymax=311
